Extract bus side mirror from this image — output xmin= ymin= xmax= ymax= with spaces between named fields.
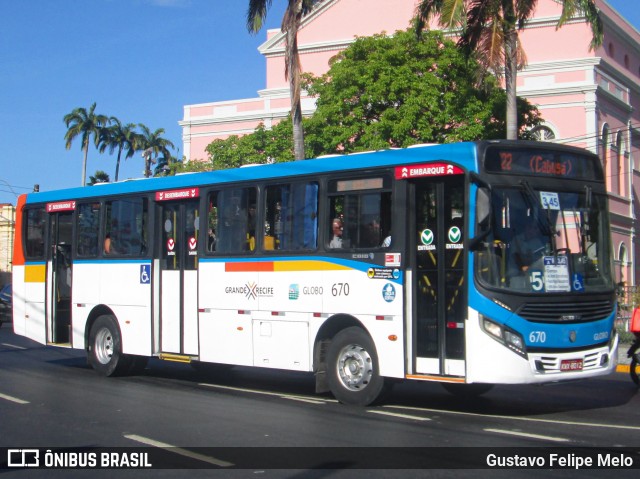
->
xmin=470 ymin=187 xmax=491 ymax=251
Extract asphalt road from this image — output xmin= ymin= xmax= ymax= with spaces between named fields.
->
xmin=0 ymin=325 xmax=639 ymax=478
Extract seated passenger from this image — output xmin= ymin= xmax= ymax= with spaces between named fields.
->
xmin=329 ymin=218 xmax=343 ymax=248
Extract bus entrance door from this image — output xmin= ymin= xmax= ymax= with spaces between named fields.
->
xmin=47 ymin=211 xmax=73 ymax=345
xmin=410 ymin=174 xmax=466 ymax=378
xmin=159 ymin=200 xmax=200 ymax=356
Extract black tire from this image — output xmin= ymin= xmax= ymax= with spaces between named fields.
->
xmin=327 ymin=327 xmax=386 ymax=406
xmin=630 ymin=354 xmax=640 ymax=387
xmin=87 ymin=315 xmax=130 ymax=376
xmin=441 ymin=382 xmax=494 ymax=397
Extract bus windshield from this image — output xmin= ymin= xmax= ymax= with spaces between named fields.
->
xmin=476 ymin=184 xmax=614 ymax=294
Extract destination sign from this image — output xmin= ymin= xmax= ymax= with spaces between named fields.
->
xmin=155 ymin=188 xmax=200 ymax=201
xmin=484 ymin=147 xmax=601 ymax=180
xmin=395 ymin=163 xmax=464 ymax=179
xmin=46 ymin=201 xmax=76 ymax=212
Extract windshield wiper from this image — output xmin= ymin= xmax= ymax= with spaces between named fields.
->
xmin=520 ymin=180 xmax=555 ymax=238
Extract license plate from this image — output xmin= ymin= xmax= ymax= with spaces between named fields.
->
xmin=560 ymin=359 xmax=583 ymax=371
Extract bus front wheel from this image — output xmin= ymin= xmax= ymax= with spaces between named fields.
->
xmin=88 ymin=315 xmax=129 ymax=376
xmin=327 ymin=327 xmax=386 ymax=406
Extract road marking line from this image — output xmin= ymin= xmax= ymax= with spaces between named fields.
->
xmin=1 ymin=343 xmax=27 ymax=350
xmin=0 ymin=392 xmax=30 ymax=404
xmin=124 ymin=434 xmax=233 ymax=467
xmin=199 ymin=382 xmax=338 ymax=403
xmin=368 ymin=410 xmax=431 ymax=421
xmin=484 ymin=428 xmax=570 ymax=443
xmin=282 ymin=396 xmax=327 ymax=405
xmin=384 ymin=405 xmax=640 ymax=431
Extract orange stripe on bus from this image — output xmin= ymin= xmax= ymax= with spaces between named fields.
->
xmin=224 ymin=260 xmax=352 ymax=273
xmin=225 ymin=262 xmax=274 ymax=272
xmin=12 ymin=195 xmax=26 ymax=266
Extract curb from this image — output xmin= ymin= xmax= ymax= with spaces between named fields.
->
xmin=616 ymin=364 xmax=631 ymax=373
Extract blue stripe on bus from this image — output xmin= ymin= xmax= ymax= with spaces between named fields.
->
xmin=73 ymin=259 xmax=152 ymax=265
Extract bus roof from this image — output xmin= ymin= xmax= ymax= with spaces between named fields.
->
xmin=25 ymin=142 xmax=483 ymax=204
xmin=25 ymin=140 xmax=598 ymax=205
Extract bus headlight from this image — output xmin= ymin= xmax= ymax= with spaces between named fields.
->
xmin=482 ymin=317 xmax=503 ymax=339
xmin=481 ymin=316 xmax=527 ymax=358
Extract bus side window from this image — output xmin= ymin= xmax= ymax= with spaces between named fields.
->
xmin=327 ymin=189 xmax=391 ymax=249
xmin=215 ymin=188 xmax=256 ymax=253
xmin=103 ymin=197 xmax=147 ymax=257
xmin=207 ymin=192 xmax=218 ymax=253
xmin=264 ymin=182 xmax=318 ymax=251
xmin=77 ymin=202 xmax=100 ymax=257
xmin=25 ymin=207 xmax=46 ymax=259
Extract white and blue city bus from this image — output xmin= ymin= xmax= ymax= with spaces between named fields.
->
xmin=12 ymin=141 xmax=617 ymax=405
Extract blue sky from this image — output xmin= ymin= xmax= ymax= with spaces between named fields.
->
xmin=0 ymin=0 xmax=638 ymax=205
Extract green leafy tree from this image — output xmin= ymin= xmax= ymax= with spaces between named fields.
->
xmin=303 ymin=28 xmax=541 ymax=154
xmin=247 ymin=0 xmax=320 ymax=160
xmin=414 ymin=0 xmax=602 ymax=139
xmin=88 ymin=170 xmax=110 ymax=185
xmin=138 ymin=124 xmax=175 ymax=178
xmin=204 ymin=28 xmax=541 ymax=169
xmin=64 ymin=102 xmax=108 ymax=186
xmin=205 ymin=121 xmax=296 ymax=169
xmin=97 ymin=118 xmax=141 ymax=182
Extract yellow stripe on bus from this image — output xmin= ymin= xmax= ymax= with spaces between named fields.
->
xmin=24 ymin=264 xmax=46 ymax=283
xmin=273 ymin=260 xmax=351 ymax=272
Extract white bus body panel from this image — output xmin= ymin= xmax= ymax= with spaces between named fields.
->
xmin=198 ymin=259 xmax=405 ymax=378
xmin=13 ymin=264 xmax=47 ymax=345
xmin=183 ymin=270 xmax=199 ymax=355
xmin=465 ymin=308 xmax=618 ymax=384
xmin=160 ymin=270 xmax=181 ymax=353
xmin=73 ymin=261 xmax=152 ymax=356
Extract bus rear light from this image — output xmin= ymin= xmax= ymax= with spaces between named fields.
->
xmin=313 ymin=312 xmax=322 ymax=318
xmin=447 ymin=322 xmax=464 ymax=329
xmin=376 ymin=315 xmax=385 ymax=320
xmin=271 ymin=311 xmax=283 ymax=316
xmin=76 ymin=303 xmax=85 ymax=308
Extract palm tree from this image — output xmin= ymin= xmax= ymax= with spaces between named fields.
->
xmin=98 ymin=118 xmax=140 ymax=182
xmin=88 ymin=170 xmax=110 ymax=185
xmin=64 ymin=103 xmax=108 ymax=186
xmin=247 ymin=0 xmax=320 ymax=160
xmin=138 ymin=124 xmax=175 ymax=178
xmin=415 ymin=0 xmax=602 ymax=139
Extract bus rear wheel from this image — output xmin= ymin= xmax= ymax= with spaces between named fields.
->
xmin=327 ymin=327 xmax=386 ymax=406
xmin=88 ymin=315 xmax=129 ymax=376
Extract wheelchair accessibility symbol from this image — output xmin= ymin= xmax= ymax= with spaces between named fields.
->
xmin=140 ymin=264 xmax=151 ymax=284
xmin=572 ymin=273 xmax=584 ymax=292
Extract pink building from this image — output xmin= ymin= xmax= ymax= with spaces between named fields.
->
xmin=180 ymin=0 xmax=640 ymax=286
